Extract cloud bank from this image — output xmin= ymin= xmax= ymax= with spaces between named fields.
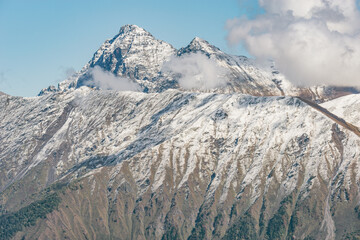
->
xmin=162 ymin=53 xmax=228 ymax=90
xmin=88 ymin=66 xmax=140 ymax=91
xmin=226 ymin=0 xmax=360 ymax=86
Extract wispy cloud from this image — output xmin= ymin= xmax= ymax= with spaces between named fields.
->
xmin=87 ymin=66 xmax=140 ymax=91
xmin=63 ymin=67 xmax=76 ymax=79
xmin=55 ymin=66 xmax=77 ymax=84
xmin=226 ymin=0 xmax=360 ymax=87
xmin=162 ymin=53 xmax=228 ymax=90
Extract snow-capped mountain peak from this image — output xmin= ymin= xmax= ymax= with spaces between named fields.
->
xmin=178 ymin=36 xmax=222 ymax=56
xmin=72 ymin=24 xmax=176 ymax=89
xmin=43 ymin=24 xmax=358 ymax=103
xmin=118 ymin=24 xmax=148 ymax=35
xmin=88 ymin=24 xmax=175 ymax=70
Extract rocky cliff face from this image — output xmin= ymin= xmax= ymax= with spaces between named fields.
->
xmin=2 ymin=25 xmax=360 ymax=240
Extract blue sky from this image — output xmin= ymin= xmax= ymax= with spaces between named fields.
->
xmin=0 ymin=0 xmax=263 ymax=97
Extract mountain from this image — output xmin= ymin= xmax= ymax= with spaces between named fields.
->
xmin=41 ymin=24 xmax=358 ymax=102
xmin=1 ymin=25 xmax=360 ymax=240
xmin=2 ymin=89 xmax=360 ymax=239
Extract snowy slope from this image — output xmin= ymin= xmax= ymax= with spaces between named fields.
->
xmin=321 ymin=93 xmax=360 ymax=126
xmin=1 ymin=88 xmax=360 ymax=239
xmin=2 ymin=24 xmax=360 ymax=240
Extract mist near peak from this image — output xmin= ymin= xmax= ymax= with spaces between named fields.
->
xmin=87 ymin=66 xmax=140 ymax=91
xmin=162 ymin=53 xmax=229 ymax=90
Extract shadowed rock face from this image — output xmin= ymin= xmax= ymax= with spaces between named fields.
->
xmin=1 ymin=88 xmax=360 ymax=239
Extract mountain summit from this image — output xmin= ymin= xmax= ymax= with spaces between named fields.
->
xmin=178 ymin=37 xmax=222 ymax=55
xmin=73 ymin=24 xmax=176 ymax=89
xmin=118 ymin=24 xmax=148 ymax=35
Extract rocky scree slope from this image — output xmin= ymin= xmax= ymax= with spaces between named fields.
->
xmin=1 ymin=88 xmax=360 ymax=239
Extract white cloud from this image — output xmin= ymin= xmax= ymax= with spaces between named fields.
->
xmin=226 ymin=0 xmax=360 ymax=86
xmin=88 ymin=66 xmax=140 ymax=91
xmin=162 ymin=53 xmax=228 ymax=90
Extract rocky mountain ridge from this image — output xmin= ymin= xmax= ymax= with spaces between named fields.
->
xmin=1 ymin=87 xmax=360 ymax=239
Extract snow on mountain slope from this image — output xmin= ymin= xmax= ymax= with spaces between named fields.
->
xmin=321 ymin=93 xmax=360 ymax=126
xmin=176 ymin=37 xmax=287 ymax=96
xmin=2 ymin=23 xmax=360 ymax=240
xmin=74 ymin=24 xmax=176 ymax=91
xmin=1 ymin=88 xmax=360 ymax=239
